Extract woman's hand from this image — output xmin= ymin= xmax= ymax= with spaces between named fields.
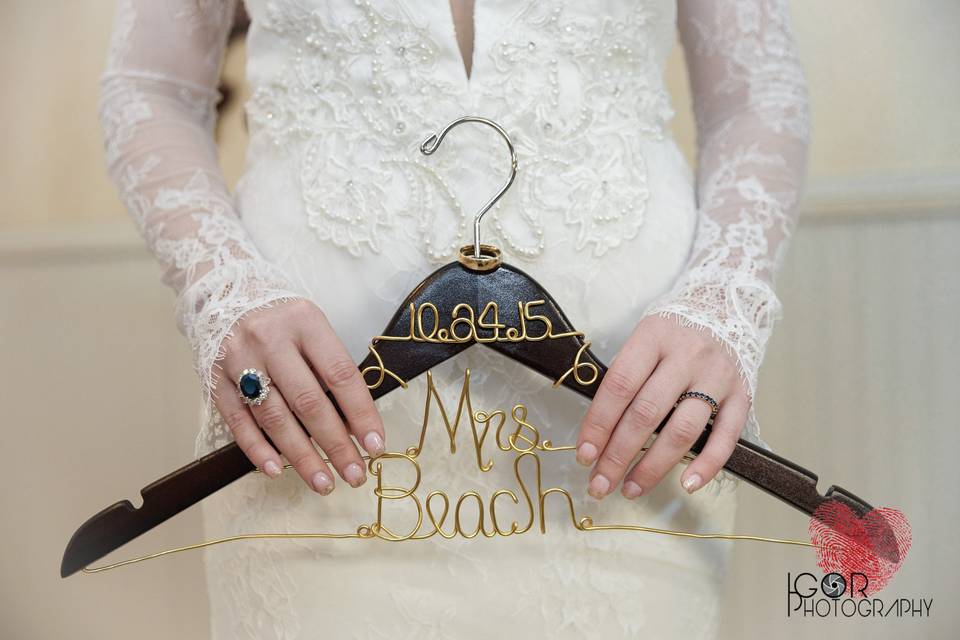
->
xmin=574 ymin=314 xmax=751 ymax=499
xmin=212 ymin=299 xmax=385 ymax=495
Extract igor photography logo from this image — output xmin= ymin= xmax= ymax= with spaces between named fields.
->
xmin=787 ymin=572 xmax=933 ymax=619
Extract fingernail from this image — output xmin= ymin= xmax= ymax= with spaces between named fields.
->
xmin=588 ymin=474 xmax=610 ymax=499
xmin=576 ymin=442 xmax=598 ymax=466
xmin=683 ymin=473 xmax=702 ymax=493
xmin=363 ymin=432 xmax=384 ymax=457
xmin=343 ymin=463 xmax=366 ymax=487
xmin=311 ymin=471 xmax=333 ymax=495
xmin=263 ymin=460 xmax=282 ymax=478
xmin=622 ymin=481 xmax=643 ymax=499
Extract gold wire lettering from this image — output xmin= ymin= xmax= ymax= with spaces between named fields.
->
xmin=362 ymin=300 xmax=597 ymax=390
xmin=80 ymin=355 xmax=820 ymax=574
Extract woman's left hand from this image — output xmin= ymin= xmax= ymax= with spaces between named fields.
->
xmin=574 ymin=314 xmax=751 ymax=499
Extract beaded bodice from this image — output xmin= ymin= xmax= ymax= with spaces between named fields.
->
xmin=242 ymin=0 xmax=679 ymax=262
xmin=100 ymin=0 xmax=809 ymax=455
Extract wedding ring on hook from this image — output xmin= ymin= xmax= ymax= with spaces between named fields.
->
xmin=237 ymin=368 xmax=271 ymax=406
xmin=675 ymin=391 xmax=720 ymax=420
xmin=457 ymin=243 xmax=502 ymax=272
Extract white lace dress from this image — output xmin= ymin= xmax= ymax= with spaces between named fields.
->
xmin=100 ymin=1 xmax=809 ymax=637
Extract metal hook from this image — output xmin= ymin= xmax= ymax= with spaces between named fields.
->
xmin=420 ymin=116 xmax=518 ymax=259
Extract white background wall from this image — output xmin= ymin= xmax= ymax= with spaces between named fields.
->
xmin=1 ymin=1 xmax=958 ymax=638
xmin=720 ymin=210 xmax=959 ymax=638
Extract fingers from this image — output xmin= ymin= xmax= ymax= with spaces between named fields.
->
xmin=215 ymin=374 xmax=284 ymax=480
xmin=678 ymin=391 xmax=749 ymax=493
xmin=621 ymin=382 xmax=726 ymax=499
xmin=268 ymin=347 xmax=368 ymax=488
xmin=588 ymin=356 xmax=691 ymax=499
xmin=301 ymin=313 xmax=385 ymax=459
xmin=244 ymin=373 xmax=337 ymax=495
xmin=575 ymin=328 xmax=660 ymax=469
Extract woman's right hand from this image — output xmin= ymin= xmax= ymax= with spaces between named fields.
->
xmin=212 ymin=298 xmax=385 ymax=495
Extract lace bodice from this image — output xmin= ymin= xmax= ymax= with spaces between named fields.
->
xmin=100 ymin=0 xmax=809 ymax=450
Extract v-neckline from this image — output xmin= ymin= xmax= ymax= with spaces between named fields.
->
xmin=447 ymin=0 xmax=476 ymax=86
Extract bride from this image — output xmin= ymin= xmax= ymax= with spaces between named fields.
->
xmin=100 ymin=0 xmax=809 ymax=637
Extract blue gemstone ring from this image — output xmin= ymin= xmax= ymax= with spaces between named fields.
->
xmin=237 ymin=368 xmax=271 ymax=406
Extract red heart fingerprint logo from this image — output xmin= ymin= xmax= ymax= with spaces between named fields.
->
xmin=808 ymin=502 xmax=911 ymax=597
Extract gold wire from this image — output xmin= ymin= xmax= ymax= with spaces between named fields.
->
xmin=81 ymin=531 xmax=370 ymax=574
xmin=82 ymin=301 xmax=826 ymax=573
xmin=81 ymin=363 xmax=820 ymax=575
xmin=360 ymin=300 xmax=597 ymax=391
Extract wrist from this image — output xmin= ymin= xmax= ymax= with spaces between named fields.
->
xmin=174 ymin=260 xmax=307 ymax=400
xmin=641 ymin=273 xmax=783 ymax=402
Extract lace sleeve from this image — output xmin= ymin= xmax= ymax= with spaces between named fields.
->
xmin=99 ymin=1 xmax=305 ymax=409
xmin=641 ymin=0 xmax=811 ymax=447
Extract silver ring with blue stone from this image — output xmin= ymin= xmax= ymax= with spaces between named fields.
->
xmin=237 ymin=368 xmax=271 ymax=406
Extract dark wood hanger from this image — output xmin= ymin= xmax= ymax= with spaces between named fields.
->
xmin=61 ymin=118 xmax=898 ymax=577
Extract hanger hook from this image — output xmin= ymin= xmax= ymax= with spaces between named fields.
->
xmin=420 ymin=116 xmax=518 ymax=259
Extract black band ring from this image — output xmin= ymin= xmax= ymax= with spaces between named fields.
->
xmin=675 ymin=390 xmax=720 ymax=419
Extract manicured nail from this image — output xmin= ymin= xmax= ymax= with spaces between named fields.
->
xmin=588 ymin=474 xmax=610 ymax=499
xmin=576 ymin=442 xmax=598 ymax=466
xmin=311 ymin=471 xmax=333 ymax=495
xmin=683 ymin=473 xmax=702 ymax=493
xmin=343 ymin=463 xmax=366 ymax=487
xmin=263 ymin=460 xmax=282 ymax=478
xmin=363 ymin=432 xmax=384 ymax=457
xmin=622 ymin=481 xmax=643 ymax=499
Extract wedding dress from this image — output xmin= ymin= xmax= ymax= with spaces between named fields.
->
xmin=100 ymin=0 xmax=809 ymax=637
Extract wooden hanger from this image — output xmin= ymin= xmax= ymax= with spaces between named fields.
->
xmin=61 ymin=117 xmax=897 ymax=577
